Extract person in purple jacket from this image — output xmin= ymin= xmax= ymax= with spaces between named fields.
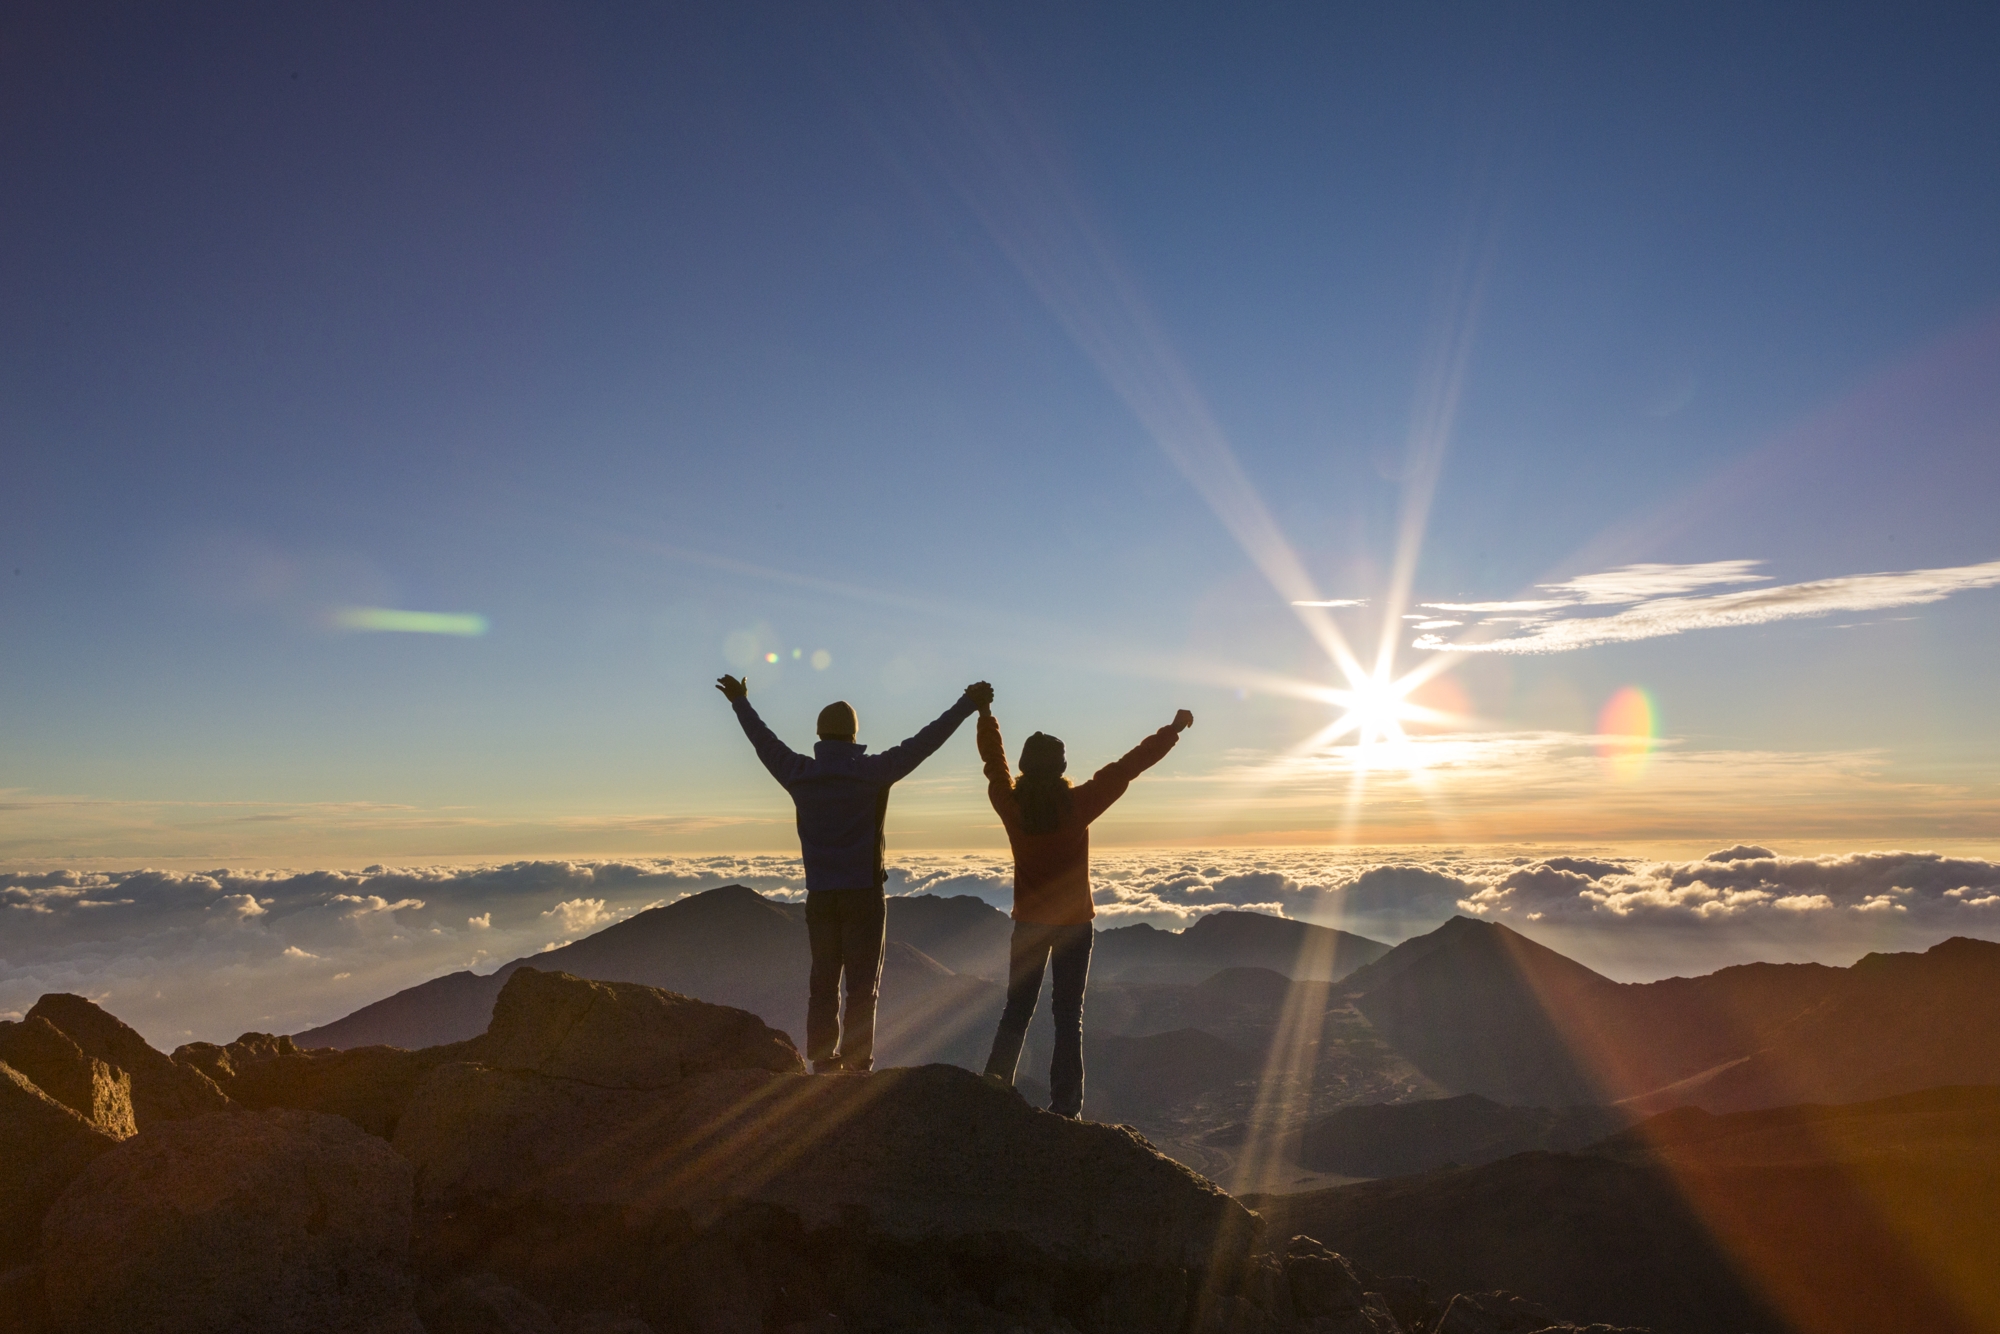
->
xmin=716 ymin=673 xmax=994 ymax=1072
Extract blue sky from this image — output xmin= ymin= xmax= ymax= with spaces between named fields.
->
xmin=4 ymin=1 xmax=1999 ymax=864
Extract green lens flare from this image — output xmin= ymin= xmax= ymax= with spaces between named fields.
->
xmin=333 ymin=607 xmax=488 ymax=636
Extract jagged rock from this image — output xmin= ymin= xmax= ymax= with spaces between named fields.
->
xmin=25 ymin=994 xmax=230 ymax=1129
xmin=1283 ymin=1235 xmax=1369 ymax=1319
xmin=173 ymin=1030 xmax=300 ymax=1082
xmin=1434 ymin=1290 xmax=1568 ymax=1333
xmin=1369 ymin=1275 xmax=1438 ymax=1334
xmin=40 ymin=1108 xmax=420 ymax=1333
xmin=0 ymin=1017 xmax=137 ymax=1138
xmin=178 ymin=1031 xmax=479 ymax=1139
xmin=480 ymin=967 xmax=805 ymax=1086
xmin=0 ymin=1061 xmax=118 ymax=1268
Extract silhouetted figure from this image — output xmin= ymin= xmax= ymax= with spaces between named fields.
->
xmin=718 ymin=674 xmax=994 ymax=1072
xmin=980 ymin=704 xmax=1192 ymax=1116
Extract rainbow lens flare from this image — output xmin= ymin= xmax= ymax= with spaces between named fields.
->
xmin=1596 ymin=685 xmax=1657 ymax=777
xmin=332 ymin=607 xmax=488 ymax=636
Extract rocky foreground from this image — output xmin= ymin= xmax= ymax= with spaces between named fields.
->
xmin=0 ymin=968 xmax=1641 ymax=1334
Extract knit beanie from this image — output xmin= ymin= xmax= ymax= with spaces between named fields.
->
xmin=1019 ymin=732 xmax=1067 ymax=776
xmin=817 ymin=701 xmax=858 ymax=738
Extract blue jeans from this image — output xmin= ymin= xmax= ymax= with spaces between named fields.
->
xmin=805 ymin=888 xmax=885 ymax=1070
xmin=984 ymin=922 xmax=1093 ymax=1116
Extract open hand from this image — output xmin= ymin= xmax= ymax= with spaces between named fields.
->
xmin=1172 ymin=709 xmax=1194 ymax=731
xmin=965 ymin=681 xmax=995 ymax=711
xmin=715 ymin=675 xmax=748 ymax=702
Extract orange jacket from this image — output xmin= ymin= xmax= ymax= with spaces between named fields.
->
xmin=979 ymin=713 xmax=1180 ymax=925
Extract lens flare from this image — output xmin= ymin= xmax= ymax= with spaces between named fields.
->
xmin=1597 ymin=685 xmax=1658 ymax=777
xmin=331 ymin=607 xmax=487 ymax=636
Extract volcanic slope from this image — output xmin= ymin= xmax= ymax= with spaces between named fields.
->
xmin=1251 ymin=1085 xmax=2000 ymax=1334
xmin=297 ymin=887 xmax=1387 ymax=1056
xmin=1342 ymin=915 xmax=2000 ymax=1111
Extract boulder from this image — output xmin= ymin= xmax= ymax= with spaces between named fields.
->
xmin=480 ymin=967 xmax=804 ymax=1086
xmin=178 ymin=1031 xmax=478 ymax=1139
xmin=392 ymin=970 xmax=1258 ymax=1331
xmin=25 ymin=994 xmax=230 ymax=1128
xmin=0 ymin=1017 xmax=136 ymax=1139
xmin=399 ymin=1061 xmax=1249 ymax=1271
xmin=41 ymin=1107 xmax=419 ymax=1333
xmin=0 ymin=1062 xmax=118 ymax=1268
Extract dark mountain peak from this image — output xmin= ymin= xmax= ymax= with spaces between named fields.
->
xmin=1191 ymin=966 xmax=1295 ymax=1006
xmin=653 ymin=882 xmax=790 ymax=922
xmin=1349 ymin=915 xmax=1613 ymax=1000
xmin=891 ymin=892 xmax=1007 ymax=922
xmin=1183 ymin=909 xmax=1289 ymax=940
xmin=882 ymin=941 xmax=954 ymax=979
xmin=1850 ymin=934 xmax=2000 ymax=978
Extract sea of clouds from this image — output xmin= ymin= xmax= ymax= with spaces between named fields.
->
xmin=5 ymin=846 xmax=1997 ymax=1047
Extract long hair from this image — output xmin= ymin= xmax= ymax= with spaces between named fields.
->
xmin=1015 ymin=731 xmax=1072 ymax=835
xmin=1014 ymin=770 xmax=1073 ymax=835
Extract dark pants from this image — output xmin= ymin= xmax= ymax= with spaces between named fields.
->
xmin=805 ymin=887 xmax=886 ymax=1071
xmin=984 ymin=921 xmax=1094 ymax=1117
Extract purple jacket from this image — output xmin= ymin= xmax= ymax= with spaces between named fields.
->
xmin=731 ymin=693 xmax=978 ymax=891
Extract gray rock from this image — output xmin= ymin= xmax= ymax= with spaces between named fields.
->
xmin=0 ymin=1061 xmax=118 ymax=1268
xmin=0 ymin=1018 xmax=136 ymax=1140
xmin=25 ymin=994 xmax=230 ymax=1129
xmin=41 ymin=1108 xmax=417 ymax=1333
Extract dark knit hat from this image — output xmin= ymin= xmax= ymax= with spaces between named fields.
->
xmin=1019 ymin=732 xmax=1066 ymax=775
xmin=817 ymin=701 xmax=858 ymax=738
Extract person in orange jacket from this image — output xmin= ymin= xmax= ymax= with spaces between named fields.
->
xmin=978 ymin=701 xmax=1193 ymax=1117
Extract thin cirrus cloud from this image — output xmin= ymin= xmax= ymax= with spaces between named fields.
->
xmin=1414 ymin=557 xmax=2000 ymax=654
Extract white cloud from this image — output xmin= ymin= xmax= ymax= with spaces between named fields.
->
xmin=542 ymin=898 xmax=616 ymax=933
xmin=1421 ymin=599 xmax=1572 ymax=612
xmin=1417 ymin=558 xmax=2000 ymax=654
xmin=331 ymin=894 xmax=425 ymax=915
xmin=1291 ymin=599 xmax=1367 ymax=607
xmin=1542 ymin=560 xmax=1769 ymax=604
xmin=6 ymin=848 xmax=1998 ymax=1047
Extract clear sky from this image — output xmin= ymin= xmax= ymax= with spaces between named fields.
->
xmin=5 ymin=1 xmax=1999 ymax=867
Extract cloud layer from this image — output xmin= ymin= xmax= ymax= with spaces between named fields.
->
xmin=1415 ymin=558 xmax=2000 ymax=654
xmin=6 ymin=846 xmax=1998 ymax=1046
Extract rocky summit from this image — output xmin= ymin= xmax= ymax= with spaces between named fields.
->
xmin=0 ymin=968 xmax=1643 ymax=1334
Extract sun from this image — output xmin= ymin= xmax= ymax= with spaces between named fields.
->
xmin=1344 ymin=673 xmax=1410 ymax=744
xmin=1307 ymin=657 xmax=1466 ymax=772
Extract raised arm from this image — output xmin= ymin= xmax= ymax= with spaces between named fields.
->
xmin=1074 ymin=709 xmax=1193 ymax=824
xmin=865 ymin=682 xmax=992 ymax=783
xmin=977 ymin=710 xmax=1014 ymax=804
xmin=716 ymin=676 xmax=813 ymax=787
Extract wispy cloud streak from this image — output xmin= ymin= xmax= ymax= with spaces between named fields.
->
xmin=1416 ymin=558 xmax=2000 ymax=654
